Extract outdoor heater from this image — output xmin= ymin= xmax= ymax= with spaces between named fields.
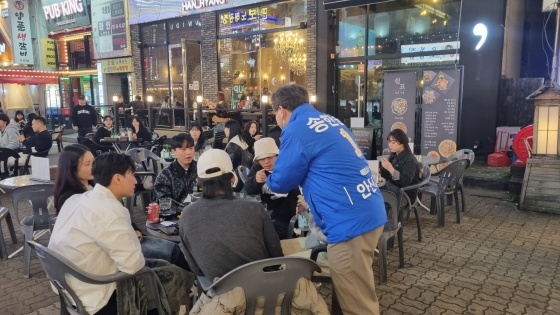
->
xmin=520 ymin=84 xmax=560 ymax=213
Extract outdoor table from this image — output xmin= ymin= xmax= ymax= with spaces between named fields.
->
xmin=146 ymin=220 xmax=180 ymax=243
xmin=0 ymin=175 xmax=52 ymax=190
xmin=0 ymin=175 xmax=53 ymax=259
xmin=100 ymin=138 xmax=146 ymax=153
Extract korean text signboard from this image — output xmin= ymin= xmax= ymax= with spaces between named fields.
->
xmin=91 ymin=0 xmax=131 ymax=59
xmin=351 ymin=127 xmax=376 ymax=160
xmin=420 ymin=68 xmax=462 ymax=160
xmin=42 ymin=38 xmax=57 ymax=68
xmin=100 ymin=57 xmax=132 ymax=73
xmin=382 ymin=71 xmax=417 ymax=150
xmin=10 ymin=0 xmax=34 ymax=65
xmin=41 ymin=0 xmax=90 ymax=33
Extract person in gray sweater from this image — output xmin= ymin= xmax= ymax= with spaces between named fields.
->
xmin=178 ymin=149 xmax=283 ymax=280
xmin=0 ymin=113 xmax=21 ymax=150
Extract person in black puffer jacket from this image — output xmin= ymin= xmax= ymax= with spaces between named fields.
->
xmin=154 ymin=133 xmax=198 ymax=203
xmin=244 ymin=138 xmax=300 ymax=239
xmin=224 ymin=120 xmax=253 ymax=192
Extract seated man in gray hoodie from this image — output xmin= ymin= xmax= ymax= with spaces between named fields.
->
xmin=0 ymin=113 xmax=21 ymax=150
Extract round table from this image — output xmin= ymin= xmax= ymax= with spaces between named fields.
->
xmin=0 ymin=175 xmax=52 ymax=190
xmin=377 ymin=155 xmax=440 ymax=166
xmin=145 ymin=220 xmax=181 ymax=243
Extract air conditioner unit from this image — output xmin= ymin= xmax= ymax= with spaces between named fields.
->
xmin=543 ymin=0 xmax=557 ymax=12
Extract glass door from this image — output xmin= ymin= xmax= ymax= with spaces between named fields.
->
xmin=182 ymin=40 xmax=202 ymax=126
xmin=336 ymin=63 xmax=365 ymax=126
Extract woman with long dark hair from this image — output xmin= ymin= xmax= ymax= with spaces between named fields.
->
xmin=53 ymin=144 xmax=95 ymax=213
xmin=380 ymin=129 xmax=421 ymax=203
xmin=189 ymin=122 xmax=207 ymax=159
xmin=131 ymin=116 xmax=151 ymax=142
xmin=11 ymin=110 xmax=26 ymax=129
xmin=53 ymin=144 xmax=190 ymax=270
xmin=224 ymin=119 xmax=252 ymax=191
xmin=241 ymin=120 xmax=261 ymax=154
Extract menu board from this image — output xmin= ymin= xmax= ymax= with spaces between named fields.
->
xmin=420 ymin=68 xmax=462 ymax=160
xmin=351 ymin=127 xmax=376 ymax=160
xmin=382 ymin=71 xmax=417 ymax=150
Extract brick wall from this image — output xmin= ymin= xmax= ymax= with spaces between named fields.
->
xmin=201 ymin=12 xmax=219 ymax=100
xmin=130 ymin=24 xmax=143 ymax=97
xmin=306 ymin=0 xmax=317 ymax=96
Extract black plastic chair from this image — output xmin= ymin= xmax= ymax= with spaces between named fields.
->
xmin=0 ymin=206 xmax=18 ymax=259
xmin=200 ymin=257 xmax=321 ymax=315
xmin=379 ymin=190 xmax=404 ymax=284
xmin=419 ymin=159 xmax=469 ymax=227
xmin=51 ymin=125 xmax=65 ymax=152
xmin=398 ymin=163 xmax=432 ymax=242
xmin=431 ymin=148 xmax=475 ymax=211
xmin=78 ymin=137 xmax=113 ymax=157
xmin=212 ymin=130 xmax=226 ymax=150
xmin=126 ymin=148 xmax=160 ymax=212
xmin=12 ymin=184 xmax=55 ymax=277
xmin=143 ymin=135 xmax=167 ymax=156
xmin=0 ymin=148 xmax=20 ymax=178
xmin=27 ymin=241 xmax=151 ymax=315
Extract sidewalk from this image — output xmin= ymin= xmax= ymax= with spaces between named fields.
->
xmin=0 ymin=154 xmax=558 ymax=314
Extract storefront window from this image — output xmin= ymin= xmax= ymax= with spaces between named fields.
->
xmin=144 ymin=46 xmax=170 ymax=105
xmin=141 ymin=22 xmax=167 ymax=45
xmin=338 ymin=6 xmax=367 ymax=58
xmin=261 ymin=1 xmax=307 ymax=30
xmin=168 ymin=18 xmax=202 ymax=44
xmin=367 ymin=1 xmax=461 ymax=56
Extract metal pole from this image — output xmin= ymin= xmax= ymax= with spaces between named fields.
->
xmin=551 ymin=2 xmax=560 ymax=83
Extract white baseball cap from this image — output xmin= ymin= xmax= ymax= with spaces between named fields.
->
xmin=197 ymin=149 xmax=234 ymax=179
xmin=253 ymin=138 xmax=279 ymax=161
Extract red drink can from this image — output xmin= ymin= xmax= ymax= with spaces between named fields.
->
xmin=147 ymin=203 xmax=160 ymax=223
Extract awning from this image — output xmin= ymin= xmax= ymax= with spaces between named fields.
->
xmin=324 ymin=0 xmax=394 ymax=10
xmin=0 ymin=70 xmax=60 ymax=84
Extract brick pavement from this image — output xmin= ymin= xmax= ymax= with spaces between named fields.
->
xmin=0 ymin=175 xmax=559 ymax=314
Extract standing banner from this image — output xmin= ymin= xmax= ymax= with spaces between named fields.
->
xmin=91 ymin=0 xmax=131 ymax=59
xmin=42 ymin=38 xmax=57 ymax=68
xmin=420 ymin=68 xmax=462 ymax=164
xmin=10 ymin=0 xmax=34 ymax=65
xmin=382 ymin=71 xmax=417 ymax=151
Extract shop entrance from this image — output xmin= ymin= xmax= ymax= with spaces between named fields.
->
xmin=336 ymin=63 xmax=366 ymax=126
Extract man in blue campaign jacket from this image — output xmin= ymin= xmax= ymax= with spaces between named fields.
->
xmin=266 ymin=84 xmax=386 ymax=315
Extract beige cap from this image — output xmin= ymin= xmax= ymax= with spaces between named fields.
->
xmin=253 ymin=137 xmax=279 ymax=161
xmin=197 ymin=149 xmax=234 ymax=179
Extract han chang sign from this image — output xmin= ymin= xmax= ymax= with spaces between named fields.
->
xmin=41 ymin=0 xmax=91 ymax=33
xmin=182 ymin=0 xmax=228 ymax=12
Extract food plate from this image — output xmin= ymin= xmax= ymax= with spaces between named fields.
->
xmin=431 ymin=71 xmax=455 ymax=94
xmin=423 ymin=70 xmax=437 ymax=83
xmin=391 ymin=98 xmax=408 ymax=115
xmin=422 ymin=87 xmax=440 ymax=105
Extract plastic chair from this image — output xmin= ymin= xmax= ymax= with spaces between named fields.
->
xmin=237 ymin=165 xmax=250 ymax=184
xmin=201 ymin=257 xmax=321 ymax=315
xmin=212 ymin=130 xmax=226 ymax=150
xmin=126 ymin=148 xmax=160 ymax=211
xmin=398 ymin=163 xmax=432 ymax=242
xmin=0 ymin=148 xmax=20 ymax=178
xmin=418 ymin=159 xmax=469 ymax=227
xmin=27 ymin=241 xmax=151 ymax=315
xmin=431 ymin=149 xmax=475 ymax=210
xmin=147 ymin=135 xmax=167 ymax=156
xmin=12 ymin=184 xmax=55 ymax=277
xmin=0 ymin=206 xmax=18 ymax=259
xmin=51 ymin=125 xmax=65 ymax=152
xmin=378 ymin=190 xmax=404 ymax=284
xmin=78 ymin=138 xmax=113 ymax=157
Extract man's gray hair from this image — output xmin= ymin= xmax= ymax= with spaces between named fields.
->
xmin=271 ymin=84 xmax=309 ymax=111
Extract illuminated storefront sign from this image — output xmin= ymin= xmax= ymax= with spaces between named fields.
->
xmin=42 ymin=38 xmax=57 ymax=68
xmin=182 ymin=0 xmax=228 ymax=12
xmin=91 ymin=0 xmax=131 ymax=59
xmin=100 ymin=57 xmax=132 ymax=73
xmin=400 ymin=41 xmax=460 ymax=64
xmin=41 ymin=0 xmax=90 ymax=32
xmin=219 ymin=7 xmax=267 ymax=26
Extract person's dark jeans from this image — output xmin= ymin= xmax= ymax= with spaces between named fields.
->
xmin=78 ymin=127 xmax=93 ymax=138
xmin=140 ymin=236 xmax=191 ymax=272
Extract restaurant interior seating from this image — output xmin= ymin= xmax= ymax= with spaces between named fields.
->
xmin=28 ymin=240 xmax=152 ymax=315
xmin=198 ymin=257 xmax=321 ymax=314
xmin=418 ymin=159 xmax=470 ymax=227
xmin=0 ymin=206 xmax=18 ymax=260
xmin=12 ymin=184 xmax=55 ymax=278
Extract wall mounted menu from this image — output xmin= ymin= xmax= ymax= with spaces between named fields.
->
xmin=382 ymin=71 xmax=417 ymax=150
xmin=420 ymin=68 xmax=462 ymax=160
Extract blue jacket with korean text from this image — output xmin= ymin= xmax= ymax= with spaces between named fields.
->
xmin=266 ymin=104 xmax=386 ymax=243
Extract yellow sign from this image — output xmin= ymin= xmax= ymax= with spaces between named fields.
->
xmin=42 ymin=38 xmax=56 ymax=68
xmin=101 ymin=57 xmax=132 ymax=73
